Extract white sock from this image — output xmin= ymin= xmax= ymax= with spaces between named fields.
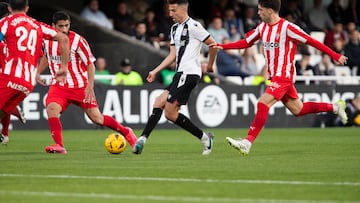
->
xmin=140 ymin=136 xmax=147 ymax=143
xmin=200 ymin=133 xmax=208 ymax=141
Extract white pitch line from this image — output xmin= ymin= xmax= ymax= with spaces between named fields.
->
xmin=0 ymin=173 xmax=359 ymax=187
xmin=0 ymin=190 xmax=359 ymax=203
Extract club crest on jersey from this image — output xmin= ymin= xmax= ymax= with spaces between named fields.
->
xmin=182 ymin=28 xmax=188 ymax=36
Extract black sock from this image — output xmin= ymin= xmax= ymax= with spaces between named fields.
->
xmin=141 ymin=108 xmax=163 ymax=138
xmin=174 ymin=113 xmax=203 ymax=139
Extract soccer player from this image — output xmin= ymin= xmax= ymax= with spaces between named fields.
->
xmin=0 ymin=0 xmax=69 ymax=144
xmin=133 ymin=0 xmax=218 ymax=155
xmin=0 ymin=2 xmax=26 ymax=145
xmin=36 ymin=11 xmax=137 ymax=154
xmin=211 ymin=0 xmax=349 ymax=156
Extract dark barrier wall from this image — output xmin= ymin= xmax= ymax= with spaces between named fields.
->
xmin=10 ymin=84 xmax=359 ymax=130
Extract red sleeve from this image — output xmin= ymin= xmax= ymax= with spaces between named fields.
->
xmin=218 ymin=39 xmax=252 ymax=50
xmin=287 ymin=23 xmax=341 ymax=61
xmin=306 ymin=37 xmax=341 ymax=61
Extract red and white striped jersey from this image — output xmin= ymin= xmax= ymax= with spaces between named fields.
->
xmin=43 ymin=30 xmax=95 ymax=88
xmin=220 ymin=18 xmax=341 ymax=82
xmin=0 ymin=13 xmax=58 ymax=87
xmin=0 ymin=42 xmax=5 ymax=69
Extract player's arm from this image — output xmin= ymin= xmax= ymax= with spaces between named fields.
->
xmin=288 ymin=24 xmax=348 ymax=65
xmin=203 ymin=36 xmax=217 ymax=72
xmin=86 ymin=63 xmax=95 ymax=90
xmin=217 ymin=39 xmax=252 ymax=50
xmin=305 ymin=36 xmax=347 ymax=65
xmin=77 ymin=35 xmax=96 ymax=103
xmin=53 ymin=32 xmax=69 ymax=82
xmin=84 ymin=63 xmax=96 ymax=104
xmin=147 ymin=46 xmax=176 ymax=83
xmin=35 ymin=55 xmax=49 ymax=86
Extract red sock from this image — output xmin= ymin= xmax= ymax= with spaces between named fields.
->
xmin=103 ymin=115 xmax=128 ymax=134
xmin=246 ymin=102 xmax=269 ymax=143
xmin=103 ymin=115 xmax=136 ymax=146
xmin=1 ymin=115 xmax=10 ymax=136
xmin=48 ymin=117 xmax=64 ymax=147
xmin=297 ymin=102 xmax=333 ymax=117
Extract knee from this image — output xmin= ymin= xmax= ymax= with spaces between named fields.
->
xmin=153 ymin=97 xmax=166 ymax=109
xmin=46 ymin=103 xmax=61 ymax=117
xmin=164 ymin=111 xmax=177 ymax=122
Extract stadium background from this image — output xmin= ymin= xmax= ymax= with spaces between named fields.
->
xmin=1 ymin=0 xmax=359 ymax=129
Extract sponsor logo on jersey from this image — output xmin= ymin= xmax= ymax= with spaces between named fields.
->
xmin=263 ymin=41 xmax=279 ymax=49
xmin=7 ymin=81 xmax=30 ymax=96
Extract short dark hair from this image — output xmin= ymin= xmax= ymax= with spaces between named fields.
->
xmin=0 ymin=2 xmax=9 ymax=18
xmin=52 ymin=11 xmax=70 ymax=24
xmin=9 ymin=0 xmax=28 ymax=11
xmin=258 ymin=0 xmax=281 ymax=13
xmin=167 ymin=0 xmax=188 ymax=5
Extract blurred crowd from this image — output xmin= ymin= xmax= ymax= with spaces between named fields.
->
xmin=79 ymin=0 xmax=360 ymax=87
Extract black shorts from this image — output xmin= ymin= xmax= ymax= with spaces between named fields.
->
xmin=166 ymin=72 xmax=200 ymax=105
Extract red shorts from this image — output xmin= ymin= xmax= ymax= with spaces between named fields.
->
xmin=0 ymin=76 xmax=32 ymax=114
xmin=46 ymin=85 xmax=98 ymax=113
xmin=265 ymin=79 xmax=299 ymax=103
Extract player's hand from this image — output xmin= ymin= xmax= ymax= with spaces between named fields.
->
xmin=209 ymin=43 xmax=223 ymax=49
xmin=35 ymin=73 xmax=46 ymax=86
xmin=55 ymin=68 xmax=68 ymax=83
xmin=208 ymin=66 xmax=214 ymax=73
xmin=84 ymin=87 xmax=96 ymax=104
xmin=146 ymin=70 xmax=156 ymax=83
xmin=335 ymin=55 xmax=348 ymax=66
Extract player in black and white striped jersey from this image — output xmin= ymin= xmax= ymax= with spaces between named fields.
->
xmin=133 ymin=0 xmax=218 ymax=155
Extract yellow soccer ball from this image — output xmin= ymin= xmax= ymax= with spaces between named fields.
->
xmin=104 ymin=133 xmax=126 ymax=154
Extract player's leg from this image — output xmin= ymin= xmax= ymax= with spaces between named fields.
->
xmin=44 ymin=85 xmax=68 ymax=154
xmin=133 ymin=90 xmax=168 ymax=154
xmin=45 ymin=102 xmax=67 ymax=154
xmin=0 ymin=109 xmax=7 ymax=120
xmin=288 ymin=98 xmax=347 ymax=124
xmin=165 ymin=74 xmax=214 ymax=155
xmin=84 ymin=107 xmax=137 ymax=147
xmin=140 ymin=90 xmax=168 ymax=139
xmin=246 ymin=93 xmax=276 ymax=142
xmin=0 ymin=86 xmax=28 ymax=145
xmin=226 ymin=92 xmax=277 ymax=155
xmin=0 ymin=114 xmax=10 ymax=145
xmin=11 ymin=105 xmax=26 ymax=124
xmin=164 ymin=101 xmax=214 ymax=155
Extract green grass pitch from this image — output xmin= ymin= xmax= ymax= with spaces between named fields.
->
xmin=0 ymin=128 xmax=359 ymax=203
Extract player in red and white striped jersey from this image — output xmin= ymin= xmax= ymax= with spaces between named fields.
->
xmin=36 ymin=11 xmax=137 ymax=154
xmin=212 ymin=0 xmax=349 ymax=155
xmin=0 ymin=2 xmax=26 ymax=145
xmin=0 ymin=0 xmax=69 ymax=145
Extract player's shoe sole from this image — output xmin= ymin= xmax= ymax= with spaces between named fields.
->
xmin=226 ymin=137 xmax=250 ymax=156
xmin=45 ymin=144 xmax=67 ymax=154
